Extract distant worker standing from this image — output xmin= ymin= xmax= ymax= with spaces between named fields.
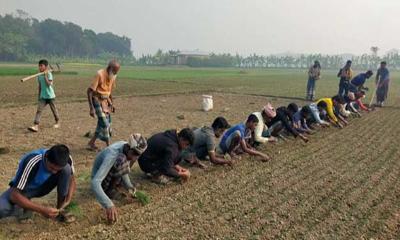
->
xmin=87 ymin=60 xmax=120 ymax=150
xmin=306 ymin=60 xmax=321 ymax=101
xmin=337 ymin=60 xmax=353 ymax=97
xmin=375 ymin=61 xmax=390 ymax=107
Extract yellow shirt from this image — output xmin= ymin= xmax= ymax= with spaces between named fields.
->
xmin=316 ymin=98 xmax=338 ymax=123
xmin=89 ymin=69 xmax=116 ymax=96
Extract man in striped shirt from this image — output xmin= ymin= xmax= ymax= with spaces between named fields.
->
xmin=0 ymin=145 xmax=76 ymax=222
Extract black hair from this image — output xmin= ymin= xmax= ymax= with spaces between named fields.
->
xmin=332 ymin=95 xmax=345 ymax=104
xmin=301 ymin=105 xmax=312 ymax=117
xmin=178 ymin=128 xmax=195 ymax=145
xmin=381 ymin=61 xmax=387 ymax=65
xmin=366 ymin=70 xmax=373 ymax=75
xmin=38 ymin=59 xmax=49 ymax=66
xmin=211 ymin=117 xmax=230 ymax=130
xmin=46 ymin=144 xmax=70 ymax=167
xmin=346 ymin=60 xmax=352 ymax=64
xmin=246 ymin=114 xmax=259 ymax=124
xmin=317 ymin=101 xmax=328 ymax=110
xmin=287 ymin=103 xmax=299 ymax=113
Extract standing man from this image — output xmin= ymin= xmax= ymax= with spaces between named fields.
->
xmin=0 ymin=145 xmax=76 ymax=222
xmin=87 ymin=60 xmax=120 ymax=150
xmin=375 ymin=61 xmax=390 ymax=107
xmin=337 ymin=60 xmax=353 ymax=97
xmin=306 ymin=60 xmax=321 ymax=101
xmin=28 ymin=59 xmax=60 ymax=132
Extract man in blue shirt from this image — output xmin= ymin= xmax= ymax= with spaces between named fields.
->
xmin=0 ymin=145 xmax=75 ymax=222
xmin=217 ymin=114 xmax=270 ymax=161
xmin=349 ymin=70 xmax=373 ymax=93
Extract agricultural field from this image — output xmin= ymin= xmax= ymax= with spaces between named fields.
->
xmin=0 ymin=63 xmax=399 ymax=239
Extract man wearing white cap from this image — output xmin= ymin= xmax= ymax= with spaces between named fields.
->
xmin=91 ymin=134 xmax=147 ymax=223
xmin=250 ymin=103 xmax=278 ymax=146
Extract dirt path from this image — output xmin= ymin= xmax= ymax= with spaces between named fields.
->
xmin=0 ymin=93 xmax=399 ymax=239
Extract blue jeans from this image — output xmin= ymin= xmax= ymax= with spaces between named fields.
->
xmin=0 ymin=165 xmax=72 ymax=219
xmin=306 ymin=77 xmax=316 ymax=100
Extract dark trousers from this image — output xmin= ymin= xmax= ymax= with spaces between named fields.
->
xmin=338 ymin=78 xmax=349 ymax=97
xmin=0 ymin=165 xmax=72 ymax=219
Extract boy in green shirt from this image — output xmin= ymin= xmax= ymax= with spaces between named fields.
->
xmin=28 ymin=59 xmax=60 ymax=132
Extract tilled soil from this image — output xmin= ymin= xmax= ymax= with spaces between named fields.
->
xmin=0 ymin=93 xmax=399 ymax=240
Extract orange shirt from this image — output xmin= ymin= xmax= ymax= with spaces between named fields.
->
xmin=89 ymin=69 xmax=116 ymax=96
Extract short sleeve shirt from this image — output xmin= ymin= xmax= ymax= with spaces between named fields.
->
xmin=38 ymin=72 xmax=55 ymax=99
xmin=219 ymin=123 xmax=246 ymax=152
xmin=9 ymin=149 xmax=74 ymax=193
xmin=192 ymin=127 xmax=216 ymax=159
xmin=89 ymin=69 xmax=116 ymax=96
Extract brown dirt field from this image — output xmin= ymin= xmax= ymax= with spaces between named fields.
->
xmin=0 ymin=93 xmax=399 ymax=240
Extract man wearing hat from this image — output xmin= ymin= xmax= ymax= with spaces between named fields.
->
xmin=306 ymin=60 xmax=321 ymax=101
xmin=91 ymin=134 xmax=147 ymax=223
xmin=250 ymin=103 xmax=278 ymax=146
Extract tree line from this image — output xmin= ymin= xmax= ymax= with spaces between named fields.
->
xmin=0 ymin=11 xmax=132 ymax=61
xmin=137 ymin=50 xmax=400 ymax=70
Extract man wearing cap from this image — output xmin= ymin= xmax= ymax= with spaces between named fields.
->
xmin=349 ymin=70 xmax=373 ymax=93
xmin=306 ymin=60 xmax=321 ymax=101
xmin=87 ymin=60 xmax=120 ymax=150
xmin=337 ymin=60 xmax=353 ymax=97
xmin=91 ymin=134 xmax=147 ymax=223
xmin=0 ymin=144 xmax=76 ymax=222
xmin=250 ymin=104 xmax=278 ymax=146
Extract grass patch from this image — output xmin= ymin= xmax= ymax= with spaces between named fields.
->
xmin=63 ymin=201 xmax=83 ymax=217
xmin=0 ymin=66 xmax=36 ymax=76
xmin=134 ymin=191 xmax=151 ymax=205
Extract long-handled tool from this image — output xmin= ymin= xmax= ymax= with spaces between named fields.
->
xmin=21 ymin=62 xmax=62 ymax=83
xmin=20 ymin=70 xmax=53 ymax=83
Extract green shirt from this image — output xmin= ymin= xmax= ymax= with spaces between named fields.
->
xmin=38 ymin=72 xmax=55 ymax=99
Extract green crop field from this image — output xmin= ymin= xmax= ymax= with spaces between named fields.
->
xmin=0 ymin=63 xmax=398 ymax=107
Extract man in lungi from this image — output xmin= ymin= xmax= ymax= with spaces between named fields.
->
xmin=87 ymin=60 xmax=120 ymax=150
xmin=375 ymin=61 xmax=390 ymax=107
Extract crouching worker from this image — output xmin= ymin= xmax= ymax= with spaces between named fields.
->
xmin=250 ymin=104 xmax=278 ymax=147
xmin=316 ymin=96 xmax=348 ymax=128
xmin=307 ymin=102 xmax=331 ymax=128
xmin=91 ymin=134 xmax=147 ymax=223
xmin=217 ymin=114 xmax=271 ymax=162
xmin=138 ymin=128 xmax=194 ymax=184
xmin=0 ymin=145 xmax=76 ymax=222
xmin=181 ymin=117 xmax=233 ymax=167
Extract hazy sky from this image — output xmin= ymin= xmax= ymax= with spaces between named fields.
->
xmin=1 ymin=0 xmax=399 ymax=56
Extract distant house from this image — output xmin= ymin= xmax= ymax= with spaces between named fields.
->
xmin=174 ymin=51 xmax=209 ymax=65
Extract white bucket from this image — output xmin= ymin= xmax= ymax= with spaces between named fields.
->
xmin=202 ymin=95 xmax=213 ymax=111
